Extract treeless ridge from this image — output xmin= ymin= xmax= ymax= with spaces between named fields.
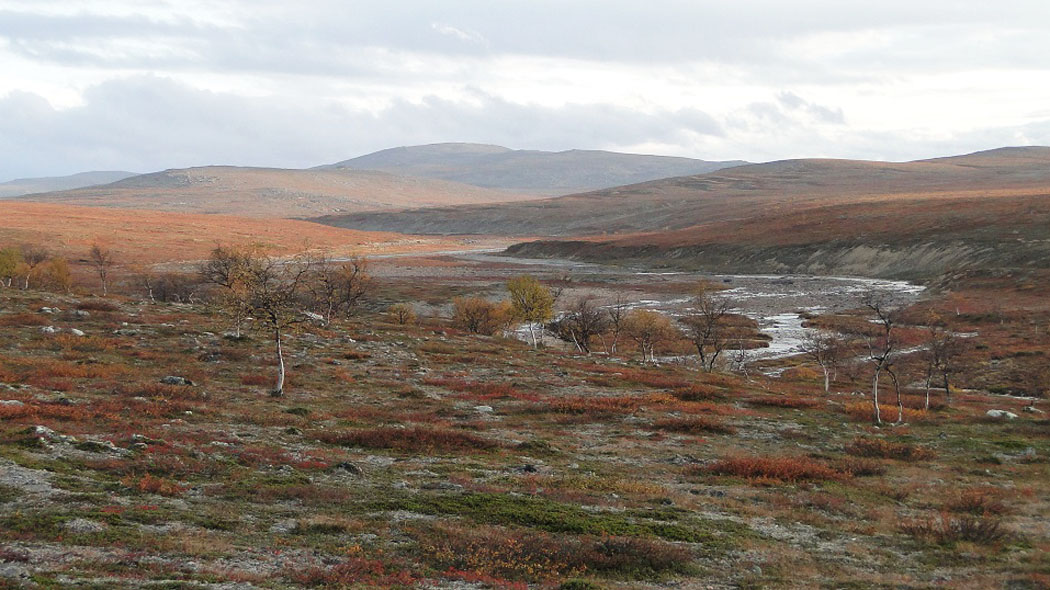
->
xmin=0 ymin=202 xmax=489 ymax=265
xmin=14 ymin=165 xmax=542 ymax=218
xmin=317 ymin=146 xmax=1050 ymax=237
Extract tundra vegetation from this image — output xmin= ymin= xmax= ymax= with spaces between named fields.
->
xmin=0 ymin=242 xmax=1047 ymax=590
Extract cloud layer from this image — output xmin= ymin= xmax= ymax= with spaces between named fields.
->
xmin=1 ymin=0 xmax=1048 ymax=178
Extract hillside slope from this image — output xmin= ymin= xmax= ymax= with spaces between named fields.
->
xmin=0 ymin=171 xmax=138 ymax=198
xmin=320 ymin=142 xmax=746 ymax=195
xmin=15 ymin=166 xmax=541 ymax=218
xmin=507 ymin=190 xmax=1050 ymax=280
xmin=315 ymin=146 xmax=1050 ymax=238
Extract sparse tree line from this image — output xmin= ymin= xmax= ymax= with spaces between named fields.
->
xmin=0 ymin=244 xmax=73 ymax=292
xmin=0 ymin=240 xmax=1020 ymax=419
xmin=454 ymin=279 xmax=762 ymax=367
xmin=796 ymin=296 xmax=968 ymax=426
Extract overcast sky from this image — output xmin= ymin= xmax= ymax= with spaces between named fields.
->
xmin=2 ymin=0 xmax=1049 ymax=180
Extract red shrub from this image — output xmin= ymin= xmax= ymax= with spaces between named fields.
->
xmin=944 ymin=488 xmax=1009 ymax=516
xmin=748 ymin=396 xmax=820 ymax=409
xmin=122 ymin=473 xmax=185 ymax=497
xmin=844 ymin=437 xmax=935 ymax=461
xmin=651 ymin=416 xmax=736 ymax=435
xmin=900 ymin=514 xmax=1010 ymax=545
xmin=0 ymin=313 xmax=51 ymax=327
xmin=703 ymin=455 xmax=846 ymax=482
xmin=546 ymin=395 xmax=647 ymax=416
xmin=292 ymin=558 xmax=418 ymax=588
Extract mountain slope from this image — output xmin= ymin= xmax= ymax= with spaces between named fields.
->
xmin=14 ymin=166 xmax=542 ymax=218
xmin=314 ymin=146 xmax=1050 ymax=237
xmin=320 ymin=142 xmax=746 ymax=195
xmin=0 ymin=171 xmax=138 ymax=198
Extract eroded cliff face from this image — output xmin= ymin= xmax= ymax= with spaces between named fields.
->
xmin=505 ymin=239 xmax=1050 ymax=281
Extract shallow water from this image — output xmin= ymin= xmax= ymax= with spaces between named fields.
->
xmin=442 ymin=252 xmax=926 ymax=365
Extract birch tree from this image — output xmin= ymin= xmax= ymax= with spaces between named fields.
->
xmin=863 ymin=296 xmax=902 ymax=425
xmin=89 ymin=243 xmax=115 ymax=296
xmin=201 ymin=246 xmax=316 ymax=397
xmin=681 ymin=286 xmax=733 ymax=371
xmin=799 ymin=330 xmax=845 ymax=393
xmin=507 ymin=275 xmax=554 ymax=347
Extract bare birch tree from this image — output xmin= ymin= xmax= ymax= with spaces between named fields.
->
xmin=89 ymin=243 xmax=115 ymax=296
xmin=799 ymin=330 xmax=845 ymax=393
xmin=681 ymin=286 xmax=733 ymax=371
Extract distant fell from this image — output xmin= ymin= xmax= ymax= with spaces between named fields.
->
xmin=0 ymin=171 xmax=138 ymax=198
xmin=15 ymin=165 xmax=541 ymax=218
xmin=320 ymin=142 xmax=747 ymax=195
xmin=314 ymin=146 xmax=1050 ymax=237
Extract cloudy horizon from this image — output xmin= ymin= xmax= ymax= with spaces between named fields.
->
xmin=2 ymin=0 xmax=1049 ymax=180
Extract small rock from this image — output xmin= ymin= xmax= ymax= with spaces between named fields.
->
xmin=38 ymin=307 xmax=59 ymax=314
xmin=27 ymin=425 xmax=77 ymax=444
xmin=63 ymin=518 xmax=107 ymax=534
xmin=1023 ymin=405 xmax=1045 ymax=414
xmin=161 ymin=376 xmax=194 ymax=386
xmin=986 ymin=409 xmax=1018 ymax=420
xmin=75 ymin=440 xmax=123 ymax=454
xmin=0 ymin=400 xmax=25 ymax=408
xmin=73 ymin=310 xmax=90 ymax=318
xmin=40 ymin=326 xmax=58 ymax=334
xmin=69 ymin=328 xmax=85 ymax=337
xmin=332 ymin=461 xmax=363 ymax=476
xmin=474 ymin=405 xmax=494 ymax=414
xmin=268 ymin=519 xmax=298 ymax=534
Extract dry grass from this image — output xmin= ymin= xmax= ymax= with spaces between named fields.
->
xmin=0 ymin=202 xmax=501 ymax=264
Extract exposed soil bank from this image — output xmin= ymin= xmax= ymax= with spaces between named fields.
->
xmin=505 ymin=238 xmax=1050 ymax=281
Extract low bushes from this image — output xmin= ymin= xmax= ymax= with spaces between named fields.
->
xmin=844 ymin=438 xmax=935 ymax=461
xmin=844 ymin=402 xmax=927 ymax=423
xmin=702 ymin=455 xmax=846 ymax=483
xmin=943 ymin=487 xmax=1009 ymax=516
xmin=900 ymin=514 xmax=1010 ymax=545
xmin=747 ymin=396 xmax=820 ymax=409
xmin=415 ymin=524 xmax=693 ymax=583
xmin=651 ymin=416 xmax=736 ymax=435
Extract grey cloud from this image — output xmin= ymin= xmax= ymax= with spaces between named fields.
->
xmin=2 ymin=1 xmax=1048 ymax=77
xmin=0 ymin=76 xmax=724 ymax=179
xmin=777 ymin=92 xmax=844 ymax=125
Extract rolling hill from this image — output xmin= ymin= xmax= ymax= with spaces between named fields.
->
xmin=0 ymin=171 xmax=139 ymax=198
xmin=14 ymin=166 xmax=541 ymax=218
xmin=317 ymin=146 xmax=1050 ymax=279
xmin=319 ymin=142 xmax=746 ymax=195
xmin=316 ymin=147 xmax=1050 ymax=236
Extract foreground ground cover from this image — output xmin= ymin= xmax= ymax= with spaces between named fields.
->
xmin=0 ymin=279 xmax=1048 ymax=589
